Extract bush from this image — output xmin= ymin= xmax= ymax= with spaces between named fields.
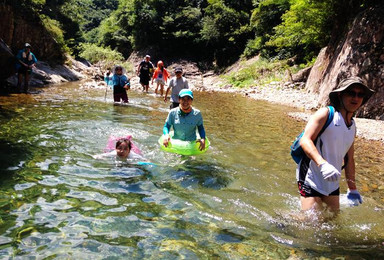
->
xmin=224 ymin=58 xmax=289 ymax=88
xmin=40 ymin=15 xmax=68 ymax=53
xmin=78 ymin=43 xmax=124 ymax=64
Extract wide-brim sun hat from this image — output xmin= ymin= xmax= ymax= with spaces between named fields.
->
xmin=179 ymin=89 xmax=193 ymax=99
xmin=329 ymin=76 xmax=374 ymax=105
xmin=112 ymin=65 xmax=126 ymax=75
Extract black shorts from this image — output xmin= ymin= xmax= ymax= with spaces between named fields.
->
xmin=139 ymin=75 xmax=150 ymax=85
xmin=298 ymin=181 xmax=340 ymax=197
xmin=18 ymin=66 xmax=32 ymax=74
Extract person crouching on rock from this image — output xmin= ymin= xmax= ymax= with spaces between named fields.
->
xmin=15 ymin=43 xmax=37 ymax=93
xmin=112 ymin=65 xmax=130 ymax=103
xmin=296 ymin=76 xmax=374 ymax=215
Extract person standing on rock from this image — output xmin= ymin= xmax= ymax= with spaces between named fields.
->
xmin=137 ymin=55 xmax=154 ymax=93
xmin=15 ymin=43 xmax=37 ymax=93
xmin=164 ymin=67 xmax=189 ymax=109
xmin=296 ymin=76 xmax=374 ymax=215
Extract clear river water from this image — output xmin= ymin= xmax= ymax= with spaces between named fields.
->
xmin=0 ymin=82 xmax=384 ymax=259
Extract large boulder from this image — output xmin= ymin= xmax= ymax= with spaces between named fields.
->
xmin=0 ymin=39 xmax=15 ymax=82
xmin=0 ymin=4 xmax=65 ymax=64
xmin=306 ymin=5 xmax=384 ymax=119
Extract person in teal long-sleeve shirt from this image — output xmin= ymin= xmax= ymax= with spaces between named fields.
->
xmin=162 ymin=89 xmax=206 ymax=151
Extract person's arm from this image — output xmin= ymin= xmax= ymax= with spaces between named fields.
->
xmin=137 ymin=63 xmax=141 ymax=75
xmin=30 ymin=53 xmax=37 ymax=67
xmin=124 ymin=77 xmax=130 ymax=89
xmin=197 ymin=124 xmax=206 ymax=151
xmin=151 ymin=69 xmax=157 ymax=84
xmin=300 ymin=107 xmax=341 ymax=182
xmin=164 ymin=80 xmax=172 ymax=102
xmin=162 ymin=112 xmax=173 ymax=147
xmin=162 ymin=122 xmax=172 ymax=147
xmin=196 ymin=113 xmax=206 ymax=150
xmin=344 ymin=141 xmax=363 ymax=204
xmin=164 ymin=69 xmax=169 ymax=83
xmin=300 ymin=107 xmax=329 ymax=166
xmin=344 ymin=143 xmax=356 ymax=190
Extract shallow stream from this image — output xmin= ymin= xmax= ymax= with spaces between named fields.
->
xmin=0 ymin=82 xmax=383 ymax=259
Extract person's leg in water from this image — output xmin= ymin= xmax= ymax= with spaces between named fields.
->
xmin=159 ymin=83 xmax=164 ymax=96
xmin=24 ymin=71 xmax=30 ymax=93
xmin=121 ymin=91 xmax=129 ymax=103
xmin=155 ymin=82 xmax=159 ymax=95
xmin=17 ymin=72 xmax=23 ymax=93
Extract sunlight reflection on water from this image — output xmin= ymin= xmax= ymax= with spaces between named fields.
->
xmin=0 ymin=82 xmax=383 ymax=258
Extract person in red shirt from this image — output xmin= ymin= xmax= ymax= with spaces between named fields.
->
xmin=151 ymin=60 xmax=169 ymax=96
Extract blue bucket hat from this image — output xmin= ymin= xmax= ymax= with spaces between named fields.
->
xmin=179 ymin=89 xmax=193 ymax=99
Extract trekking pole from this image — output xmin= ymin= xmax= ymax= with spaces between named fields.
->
xmin=104 ymin=85 xmax=108 ymax=101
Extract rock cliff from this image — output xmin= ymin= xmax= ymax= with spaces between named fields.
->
xmin=306 ymin=5 xmax=384 ymax=119
xmin=0 ymin=3 xmax=66 ymax=84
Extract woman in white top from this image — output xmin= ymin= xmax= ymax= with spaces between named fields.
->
xmin=297 ymin=77 xmax=374 ymax=213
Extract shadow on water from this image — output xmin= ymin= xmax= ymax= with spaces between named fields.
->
xmin=161 ymin=158 xmax=232 ymax=190
xmin=0 ymin=139 xmax=33 ymax=178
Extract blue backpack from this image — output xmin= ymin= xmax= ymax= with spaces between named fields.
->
xmin=290 ymin=106 xmax=335 ymax=164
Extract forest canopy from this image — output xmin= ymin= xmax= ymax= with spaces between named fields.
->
xmin=16 ymin=0 xmax=381 ymax=67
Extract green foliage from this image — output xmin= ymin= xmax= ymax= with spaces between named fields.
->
xmin=201 ymin=0 xmax=252 ymax=66
xmin=244 ymin=0 xmax=290 ymax=58
xmin=267 ymin=0 xmax=335 ymax=63
xmin=9 ymin=0 xmax=377 ymax=71
xmin=78 ymin=43 xmax=124 ymax=64
xmin=224 ymin=58 xmax=288 ymax=88
xmin=40 ymin=15 xmax=68 ymax=53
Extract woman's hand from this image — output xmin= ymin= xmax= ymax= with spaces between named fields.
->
xmin=197 ymin=138 xmax=206 ymax=151
xmin=163 ymin=135 xmax=170 ymax=147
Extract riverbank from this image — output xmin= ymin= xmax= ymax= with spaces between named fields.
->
xmin=124 ymin=62 xmax=384 ymax=144
xmin=36 ymin=58 xmax=383 ymax=144
xmin=200 ymin=72 xmax=384 ymax=144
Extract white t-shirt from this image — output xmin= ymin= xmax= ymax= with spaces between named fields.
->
xmin=296 ymin=111 xmax=356 ymax=195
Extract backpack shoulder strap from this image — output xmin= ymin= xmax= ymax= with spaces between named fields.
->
xmin=318 ymin=106 xmax=334 ymax=138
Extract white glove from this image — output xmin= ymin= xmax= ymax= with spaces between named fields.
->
xmin=319 ymin=162 xmax=341 ymax=182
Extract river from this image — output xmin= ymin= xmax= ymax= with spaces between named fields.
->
xmin=0 ymin=82 xmax=383 ymax=259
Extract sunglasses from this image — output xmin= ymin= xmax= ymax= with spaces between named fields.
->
xmin=345 ymin=90 xmax=365 ymax=98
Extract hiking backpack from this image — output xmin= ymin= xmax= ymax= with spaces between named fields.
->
xmin=290 ymin=106 xmax=335 ymax=164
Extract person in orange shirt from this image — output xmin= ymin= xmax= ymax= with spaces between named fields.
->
xmin=151 ymin=60 xmax=169 ymax=96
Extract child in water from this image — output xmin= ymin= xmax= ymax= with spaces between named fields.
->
xmin=93 ymin=138 xmax=143 ymax=161
xmin=151 ymin=61 xmax=169 ymax=96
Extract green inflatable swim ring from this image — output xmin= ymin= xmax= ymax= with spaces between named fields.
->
xmin=158 ymin=135 xmax=210 ymax=156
